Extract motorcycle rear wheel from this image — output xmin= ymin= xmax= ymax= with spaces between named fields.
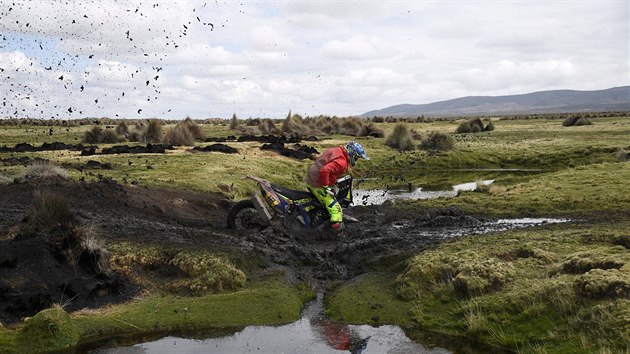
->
xmin=226 ymin=199 xmax=270 ymax=230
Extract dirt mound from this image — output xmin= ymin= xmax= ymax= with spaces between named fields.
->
xmin=260 ymin=142 xmax=318 ymax=160
xmin=0 ymin=142 xmax=89 ymax=153
xmin=101 ymin=143 xmax=174 ymax=154
xmin=0 ymin=225 xmax=133 ymax=324
xmin=0 ymin=177 xmax=235 ymax=323
xmin=193 ymin=144 xmax=239 ymax=154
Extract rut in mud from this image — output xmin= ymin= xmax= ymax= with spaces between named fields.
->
xmin=0 ymin=176 xmax=498 ymax=324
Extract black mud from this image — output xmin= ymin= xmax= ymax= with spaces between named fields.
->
xmin=0 ymin=176 xmax=491 ymax=324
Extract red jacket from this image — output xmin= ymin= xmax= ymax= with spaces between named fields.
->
xmin=305 ymin=146 xmax=349 ymax=187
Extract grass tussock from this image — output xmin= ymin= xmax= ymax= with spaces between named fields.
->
xmin=456 ymin=118 xmax=494 ymax=133
xmin=29 ymin=191 xmax=75 ymax=228
xmin=142 ymin=118 xmax=163 ymax=143
xmin=229 ymin=113 xmax=239 ymax=130
xmin=20 ymin=161 xmax=68 ymax=180
xmin=108 ymin=243 xmax=246 ymax=294
xmin=77 ymin=227 xmax=111 ymax=275
xmin=15 ymin=305 xmax=80 ymax=353
xmin=180 ymin=117 xmax=206 ymax=141
xmin=82 ymin=126 xmax=124 ymax=144
xmin=615 ymin=148 xmax=630 ymax=162
xmin=563 ymin=115 xmax=594 ymax=127
xmin=576 ymin=268 xmax=630 ymax=299
xmin=115 ymin=120 xmax=129 ymax=136
xmin=167 ymin=251 xmax=246 ymax=293
xmin=162 ymin=124 xmax=194 ymax=146
xmin=419 ymin=131 xmax=454 ymax=151
xmin=385 ymin=123 xmax=415 ymax=151
xmin=399 ymin=250 xmax=515 ymax=297
xmin=497 ymin=244 xmax=556 ymax=264
xmin=558 ymin=250 xmax=625 ymax=274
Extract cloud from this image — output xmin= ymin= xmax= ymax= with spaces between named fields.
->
xmin=321 ymin=36 xmax=392 ymax=60
xmin=0 ymin=1 xmax=627 ymax=118
xmin=458 ymin=59 xmax=576 ymax=93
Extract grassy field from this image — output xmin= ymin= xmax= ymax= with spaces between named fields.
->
xmin=1 ymin=115 xmax=629 ymax=353
xmin=2 ymin=117 xmax=628 ymax=196
xmin=327 ymin=221 xmax=630 ymax=353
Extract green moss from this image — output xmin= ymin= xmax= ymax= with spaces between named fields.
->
xmin=4 ymin=280 xmax=312 ymax=353
xmin=400 ymin=251 xmax=515 ymax=297
xmin=73 ymin=280 xmax=309 ymax=344
xmin=0 ymin=323 xmax=16 ymax=354
xmin=325 ymin=273 xmax=413 ymax=326
xmin=107 ymin=242 xmax=246 ymax=294
xmin=15 ymin=306 xmax=80 ymax=353
xmin=394 ymin=221 xmax=630 ymax=353
xmin=167 ymin=251 xmax=246 ymax=293
xmin=576 ymin=268 xmax=630 ymax=299
xmin=559 ymin=250 xmax=625 ymax=274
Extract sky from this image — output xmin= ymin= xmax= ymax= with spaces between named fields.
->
xmin=0 ymin=0 xmax=628 ymax=120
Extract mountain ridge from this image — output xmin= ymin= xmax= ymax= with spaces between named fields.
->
xmin=359 ymin=86 xmax=630 ymax=117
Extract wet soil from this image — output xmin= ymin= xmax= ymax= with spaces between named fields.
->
xmin=0 ymin=175 xmax=491 ymax=325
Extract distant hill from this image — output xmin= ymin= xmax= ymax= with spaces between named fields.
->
xmin=360 ymin=86 xmax=630 ymax=118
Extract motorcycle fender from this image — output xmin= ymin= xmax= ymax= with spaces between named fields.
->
xmin=252 ymin=192 xmax=273 ymax=221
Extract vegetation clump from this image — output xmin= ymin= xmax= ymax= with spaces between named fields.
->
xmin=20 ymin=161 xmax=68 ymax=181
xmin=498 ymin=244 xmax=556 ymax=264
xmin=576 ymin=268 xmax=630 ymax=299
xmin=563 ymin=115 xmax=593 ymax=126
xmin=615 ymin=148 xmax=630 ymax=162
xmin=612 ymin=234 xmax=630 ymax=249
xmin=28 ymin=191 xmax=76 ymax=229
xmin=142 ymin=119 xmax=163 ymax=143
xmin=15 ymin=306 xmax=80 ymax=352
xmin=559 ymin=251 xmax=624 ymax=274
xmin=82 ymin=126 xmax=124 ymax=144
xmin=399 ymin=250 xmax=515 ymax=297
xmin=168 ymin=251 xmax=246 ymax=293
xmin=455 ymin=118 xmax=494 ymax=133
xmin=385 ymin=123 xmax=415 ymax=151
xmin=115 ymin=120 xmax=129 ymax=136
xmin=451 ymin=258 xmax=515 ymax=296
xmin=419 ymin=131 xmax=454 ymax=151
xmin=162 ymin=123 xmax=195 ymax=146
xmin=108 ymin=243 xmax=245 ymax=294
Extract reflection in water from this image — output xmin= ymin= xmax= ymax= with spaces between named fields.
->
xmin=91 ymin=294 xmax=450 ymax=354
xmin=354 ymin=180 xmax=495 ymax=206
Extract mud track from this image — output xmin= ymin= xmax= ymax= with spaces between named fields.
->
xmin=0 ymin=177 xmax=485 ymax=324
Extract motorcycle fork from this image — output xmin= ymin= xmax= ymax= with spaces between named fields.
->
xmin=252 ymin=191 xmax=273 ymax=221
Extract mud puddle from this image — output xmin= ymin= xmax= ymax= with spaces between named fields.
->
xmin=354 ymin=180 xmax=494 ymax=206
xmin=88 ymin=293 xmax=450 ymax=354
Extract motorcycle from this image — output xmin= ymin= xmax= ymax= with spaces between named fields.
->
xmin=226 ymin=175 xmax=357 ymax=233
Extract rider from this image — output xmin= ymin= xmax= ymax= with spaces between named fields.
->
xmin=305 ymin=141 xmax=369 ymax=234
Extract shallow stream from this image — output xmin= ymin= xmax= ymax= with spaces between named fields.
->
xmin=89 ymin=293 xmax=450 ymax=354
xmin=354 ymin=180 xmax=495 ymax=206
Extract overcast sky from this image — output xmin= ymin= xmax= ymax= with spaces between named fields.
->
xmin=0 ymin=0 xmax=628 ymax=120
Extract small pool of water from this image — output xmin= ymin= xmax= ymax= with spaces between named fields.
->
xmin=90 ymin=294 xmax=450 ymax=354
xmin=354 ymin=180 xmax=494 ymax=206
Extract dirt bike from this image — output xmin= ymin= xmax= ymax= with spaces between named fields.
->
xmin=226 ymin=175 xmax=356 ymax=233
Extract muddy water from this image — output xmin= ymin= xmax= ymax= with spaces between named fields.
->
xmin=354 ymin=180 xmax=495 ymax=206
xmin=90 ymin=293 xmax=449 ymax=354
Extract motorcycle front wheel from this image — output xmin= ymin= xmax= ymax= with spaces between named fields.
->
xmin=226 ymin=199 xmax=270 ymax=230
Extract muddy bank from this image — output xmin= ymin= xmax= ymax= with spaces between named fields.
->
xmin=0 ymin=175 xmax=558 ymax=325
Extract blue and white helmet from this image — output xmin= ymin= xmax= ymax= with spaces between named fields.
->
xmin=345 ymin=141 xmax=369 ymax=166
